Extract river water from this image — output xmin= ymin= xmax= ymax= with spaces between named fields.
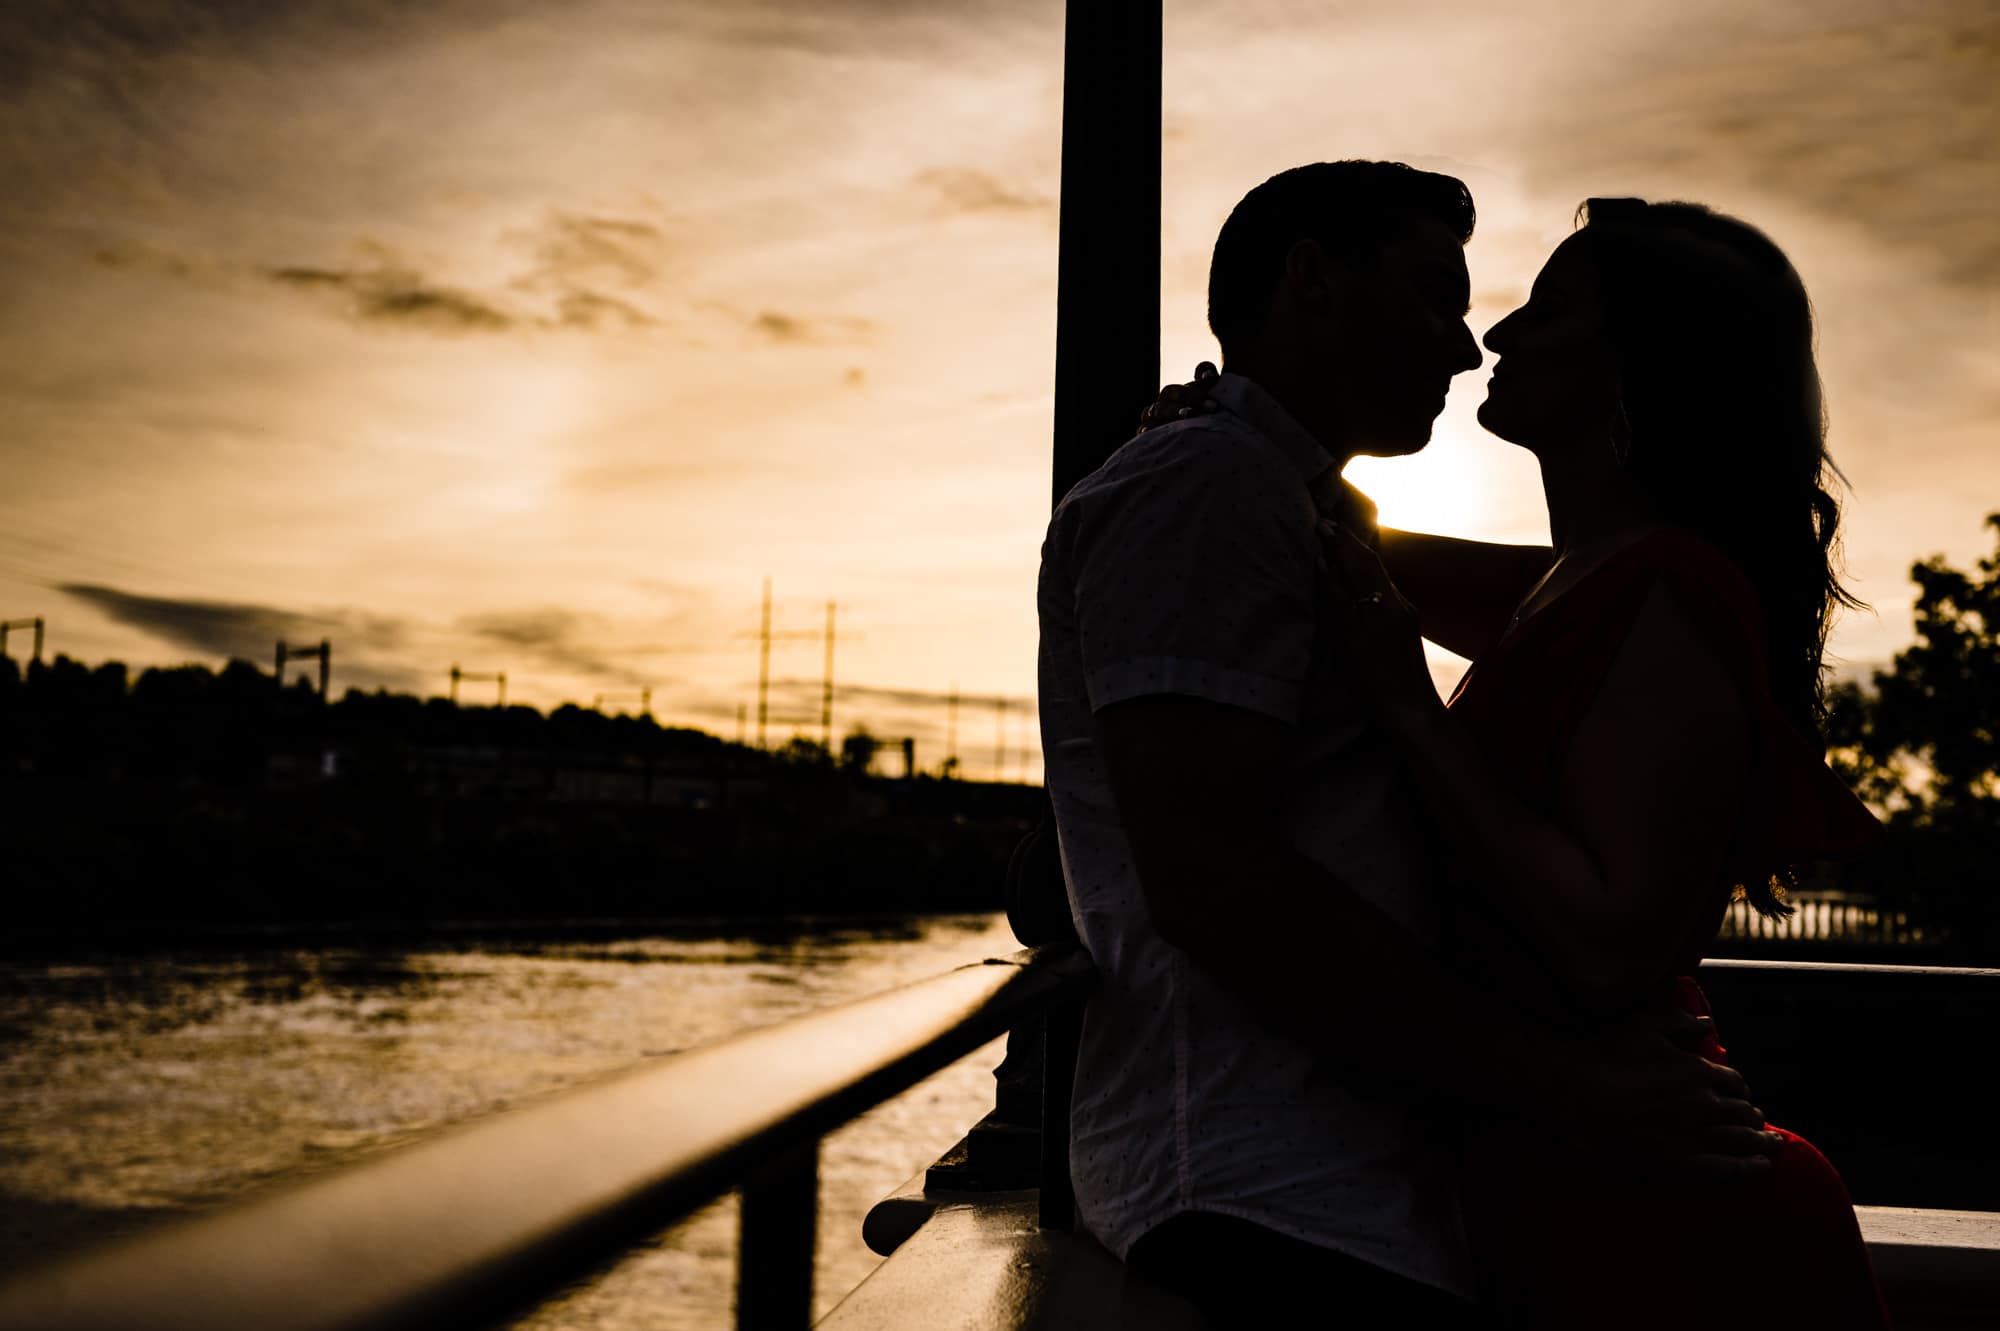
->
xmin=0 ymin=913 xmax=1020 ymax=1327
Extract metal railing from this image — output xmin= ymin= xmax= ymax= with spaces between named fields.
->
xmin=1717 ymin=895 xmax=1940 ymax=949
xmin=0 ymin=945 xmax=1095 ymax=1331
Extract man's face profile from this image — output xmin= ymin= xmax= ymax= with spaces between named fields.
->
xmin=1321 ymin=219 xmax=1481 ymax=459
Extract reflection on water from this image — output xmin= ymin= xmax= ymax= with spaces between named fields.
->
xmin=0 ymin=913 xmax=1018 ymax=1327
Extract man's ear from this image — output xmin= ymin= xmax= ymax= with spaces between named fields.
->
xmin=1284 ymin=238 xmax=1346 ymax=315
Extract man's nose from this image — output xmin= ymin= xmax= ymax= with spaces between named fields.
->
xmin=1449 ymin=319 xmax=1483 ymax=374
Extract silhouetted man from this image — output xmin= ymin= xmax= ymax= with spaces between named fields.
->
xmin=1036 ymin=162 xmax=1759 ymax=1324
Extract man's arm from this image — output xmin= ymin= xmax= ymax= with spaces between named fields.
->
xmin=1096 ymin=693 xmax=1776 ymax=1172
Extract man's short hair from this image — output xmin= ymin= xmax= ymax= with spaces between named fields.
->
xmin=1207 ymin=161 xmax=1475 ymax=354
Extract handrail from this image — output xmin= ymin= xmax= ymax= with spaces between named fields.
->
xmin=0 ymin=944 xmax=1096 ymax=1331
xmin=1701 ymin=958 xmax=2000 ymax=980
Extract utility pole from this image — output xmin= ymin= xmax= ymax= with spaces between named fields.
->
xmin=449 ymin=665 xmax=506 ymax=706
xmin=995 ymin=696 xmax=1007 ymax=783
xmin=743 ymin=581 xmax=854 ymax=751
xmin=274 ymin=639 xmax=331 ymax=699
xmin=757 ymin=577 xmax=772 ymax=749
xmin=820 ymin=601 xmax=837 ymax=751
xmin=945 ymin=683 xmax=959 ymax=778
xmin=0 ymin=617 xmax=45 ymax=665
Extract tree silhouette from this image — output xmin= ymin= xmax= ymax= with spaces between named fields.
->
xmin=1827 ymin=514 xmax=2000 ymax=946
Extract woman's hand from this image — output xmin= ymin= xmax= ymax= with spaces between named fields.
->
xmin=1135 ymin=361 xmax=1222 ymax=434
xmin=1319 ymin=519 xmax=1442 ymax=731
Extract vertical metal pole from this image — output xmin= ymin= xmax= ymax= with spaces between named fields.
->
xmin=32 ymin=617 xmax=42 ymax=665
xmin=1021 ymin=0 xmax=1162 ymax=1237
xmin=1052 ymin=0 xmax=1162 ymax=507
xmin=737 ymin=1140 xmax=818 ymax=1331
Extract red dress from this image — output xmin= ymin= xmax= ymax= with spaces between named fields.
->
xmin=1445 ymin=527 xmax=1890 ymax=1329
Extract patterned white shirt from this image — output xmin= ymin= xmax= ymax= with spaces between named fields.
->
xmin=1035 ymin=372 xmax=1470 ymax=1294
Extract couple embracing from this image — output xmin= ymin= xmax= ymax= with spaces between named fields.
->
xmin=1036 ymin=161 xmax=1888 ymax=1327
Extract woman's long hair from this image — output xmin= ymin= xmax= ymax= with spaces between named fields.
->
xmin=1575 ymin=198 xmax=1861 ymax=914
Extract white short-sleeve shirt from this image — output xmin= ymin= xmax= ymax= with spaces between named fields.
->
xmin=1036 ymin=372 xmax=1470 ymax=1294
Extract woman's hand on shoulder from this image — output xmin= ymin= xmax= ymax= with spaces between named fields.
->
xmin=1135 ymin=361 xmax=1221 ymax=435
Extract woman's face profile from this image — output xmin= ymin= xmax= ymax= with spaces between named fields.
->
xmin=1476 ymin=234 xmax=1620 ymax=455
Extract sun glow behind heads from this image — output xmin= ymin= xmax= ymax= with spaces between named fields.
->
xmin=1344 ymin=401 xmax=1548 ymax=545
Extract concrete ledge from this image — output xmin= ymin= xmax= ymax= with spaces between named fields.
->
xmin=1860 ymin=1204 xmax=2000 ymax=1327
xmin=862 ymin=1169 xmax=1020 ymax=1257
xmin=824 ymin=1194 xmax=1204 ymax=1330
xmin=850 ymin=1191 xmax=2000 ymax=1329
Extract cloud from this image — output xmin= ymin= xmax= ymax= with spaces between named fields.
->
xmin=93 ymin=228 xmax=659 ymax=335
xmin=914 ymin=166 xmax=1051 ymax=215
xmin=60 ymin=583 xmax=330 ymax=658
xmin=1532 ymin=1 xmax=2000 ymax=293
xmin=0 ymin=0 xmax=548 ymax=90
xmin=750 ymin=310 xmax=873 ymax=343
xmin=457 ymin=608 xmax=670 ymax=685
xmin=265 ymin=262 xmax=515 ymax=333
xmin=552 ymin=291 xmax=656 ymax=330
xmin=56 ymin=583 xmax=418 ymax=688
xmin=91 ymin=242 xmax=209 ymax=280
xmin=508 ymin=210 xmax=668 ymax=329
xmin=511 ymin=210 xmax=668 ymax=291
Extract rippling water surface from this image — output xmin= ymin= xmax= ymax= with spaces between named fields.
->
xmin=0 ymin=913 xmax=1019 ymax=1326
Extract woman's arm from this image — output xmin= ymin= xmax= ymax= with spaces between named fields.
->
xmin=1320 ymin=475 xmax=1553 ymax=659
xmin=1326 ymin=525 xmax=1750 ymax=1003
xmin=1376 ymin=526 xmax=1554 ymax=661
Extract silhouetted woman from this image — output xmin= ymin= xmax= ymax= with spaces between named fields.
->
xmin=1160 ymin=198 xmax=1888 ymax=1328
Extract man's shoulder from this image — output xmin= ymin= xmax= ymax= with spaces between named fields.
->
xmin=1065 ymin=417 xmax=1289 ymax=508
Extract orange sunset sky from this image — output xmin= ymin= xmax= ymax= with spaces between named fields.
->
xmin=2 ymin=0 xmax=1994 ymax=784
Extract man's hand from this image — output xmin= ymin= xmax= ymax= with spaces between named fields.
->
xmin=1548 ymin=1004 xmax=1786 ymax=1181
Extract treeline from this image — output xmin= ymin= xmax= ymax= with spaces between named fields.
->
xmin=0 ymin=658 xmax=1039 ymax=938
xmin=1822 ymin=514 xmax=2000 ymax=955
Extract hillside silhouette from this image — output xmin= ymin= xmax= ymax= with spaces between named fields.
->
xmin=0 ymin=657 xmax=1037 ymax=942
